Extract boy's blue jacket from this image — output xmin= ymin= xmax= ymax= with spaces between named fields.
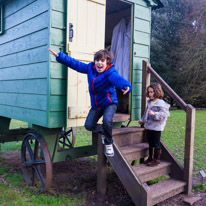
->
xmin=56 ymin=52 xmax=132 ymax=110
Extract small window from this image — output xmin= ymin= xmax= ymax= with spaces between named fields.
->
xmin=0 ymin=3 xmax=3 ymax=35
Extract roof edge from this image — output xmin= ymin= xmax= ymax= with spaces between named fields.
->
xmin=143 ymin=0 xmax=164 ymax=9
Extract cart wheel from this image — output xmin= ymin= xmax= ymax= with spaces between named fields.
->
xmin=58 ymin=127 xmax=76 ymax=148
xmin=21 ymin=133 xmax=52 ymax=193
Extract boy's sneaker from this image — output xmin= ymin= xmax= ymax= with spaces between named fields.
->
xmin=105 ymin=144 xmax=114 ymax=157
xmin=102 ymin=135 xmax=105 ymax=144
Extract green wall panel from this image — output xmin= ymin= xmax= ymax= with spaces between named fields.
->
xmin=134 ymin=31 xmax=150 ymax=45
xmin=0 ymin=29 xmax=48 ymax=57
xmin=0 ymin=0 xmax=50 ymax=127
xmin=51 ymin=0 xmax=66 ymax=12
xmin=131 ymin=1 xmax=151 ymax=121
xmin=4 ymin=0 xmax=36 ymax=18
xmin=50 ymin=96 xmax=66 ymax=112
xmin=50 ymin=62 xmax=67 ymax=79
xmin=51 ymin=28 xmax=66 ymax=46
xmin=50 ymin=79 xmax=66 ymax=95
xmin=0 ymin=62 xmax=48 ymax=80
xmin=0 ymin=12 xmax=49 ymax=45
xmin=51 ymin=10 xmax=66 ymax=29
xmin=133 ymin=69 xmax=142 ymax=83
xmin=133 ymin=44 xmax=149 ymax=58
xmin=135 ymin=4 xmax=151 ymax=21
xmin=48 ymin=0 xmax=67 ymax=128
xmin=5 ymin=0 xmax=49 ymax=30
xmin=0 ymin=46 xmax=48 ymax=69
xmin=134 ymin=18 xmax=150 ymax=33
xmin=0 ymin=79 xmax=47 ymax=94
xmin=0 ymin=93 xmax=47 ymax=111
xmin=0 ymin=105 xmax=47 ymax=127
xmin=48 ymin=112 xmax=66 ymax=128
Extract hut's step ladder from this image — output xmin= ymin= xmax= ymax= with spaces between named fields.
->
xmin=103 ymin=127 xmax=186 ymax=206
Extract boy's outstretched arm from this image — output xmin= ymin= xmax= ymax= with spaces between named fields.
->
xmin=108 ymin=71 xmax=132 ymax=94
xmin=48 ymin=48 xmax=58 ymax=57
xmin=48 ymin=48 xmax=88 ymax=74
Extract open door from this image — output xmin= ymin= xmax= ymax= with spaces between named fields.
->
xmin=105 ymin=0 xmax=132 ymax=117
xmin=66 ymin=0 xmax=106 ymax=127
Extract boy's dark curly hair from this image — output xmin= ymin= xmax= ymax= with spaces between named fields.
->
xmin=94 ymin=49 xmax=114 ymax=65
xmin=147 ymin=83 xmax=164 ymax=99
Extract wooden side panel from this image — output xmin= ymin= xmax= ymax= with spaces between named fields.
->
xmin=47 ymin=0 xmax=67 ymax=128
xmin=131 ymin=2 xmax=151 ymax=121
xmin=0 ymin=0 xmax=50 ymax=127
xmin=66 ymin=0 xmax=106 ymax=127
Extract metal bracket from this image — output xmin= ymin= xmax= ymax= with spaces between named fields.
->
xmin=69 ymin=23 xmax=74 ymax=42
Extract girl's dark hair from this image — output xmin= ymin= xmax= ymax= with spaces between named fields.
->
xmin=147 ymin=83 xmax=164 ymax=99
xmin=94 ymin=49 xmax=113 ymax=65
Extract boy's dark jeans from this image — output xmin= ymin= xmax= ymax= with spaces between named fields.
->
xmin=147 ymin=130 xmax=161 ymax=150
xmin=84 ymin=104 xmax=117 ymax=145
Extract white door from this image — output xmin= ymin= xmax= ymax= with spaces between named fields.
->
xmin=66 ymin=0 xmax=106 ymax=127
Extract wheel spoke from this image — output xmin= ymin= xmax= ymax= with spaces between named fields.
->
xmin=24 ymin=139 xmax=34 ymax=160
xmin=32 ymin=167 xmax=35 ymax=186
xmin=34 ymin=166 xmax=45 ymax=188
xmin=22 ymin=159 xmax=45 ymax=167
xmin=34 ymin=140 xmax=39 ymax=160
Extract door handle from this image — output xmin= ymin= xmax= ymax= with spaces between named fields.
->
xmin=69 ymin=23 xmax=74 ymax=42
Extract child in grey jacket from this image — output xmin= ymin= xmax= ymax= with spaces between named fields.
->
xmin=138 ymin=83 xmax=170 ymax=166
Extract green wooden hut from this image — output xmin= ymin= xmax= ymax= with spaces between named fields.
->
xmin=0 ymin=0 xmax=163 ymax=130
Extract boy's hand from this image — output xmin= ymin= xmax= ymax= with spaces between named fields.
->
xmin=148 ymin=110 xmax=155 ymax=116
xmin=122 ymin=87 xmax=130 ymax=95
xmin=48 ymin=48 xmax=58 ymax=57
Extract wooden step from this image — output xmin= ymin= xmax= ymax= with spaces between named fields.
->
xmin=149 ymin=178 xmax=186 ymax=205
xmin=113 ymin=127 xmax=145 ymax=147
xmin=113 ymin=113 xmax=130 ymax=122
xmin=120 ymin=143 xmax=149 ymax=162
xmin=133 ymin=161 xmax=172 ymax=183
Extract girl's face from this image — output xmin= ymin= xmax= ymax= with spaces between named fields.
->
xmin=148 ymin=87 xmax=155 ymax=100
xmin=95 ymin=58 xmax=107 ymax=73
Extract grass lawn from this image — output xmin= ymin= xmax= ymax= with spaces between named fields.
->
xmin=0 ymin=110 xmax=206 ymax=205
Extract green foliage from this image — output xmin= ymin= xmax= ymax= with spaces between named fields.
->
xmin=147 ymin=176 xmax=168 ymax=185
xmin=0 ymin=167 xmax=86 ymax=206
xmin=193 ymin=184 xmax=206 ymax=192
xmin=150 ymin=0 xmax=196 ymax=103
xmin=9 ymin=120 xmax=28 ymax=129
xmin=175 ymin=1 xmax=206 ymax=106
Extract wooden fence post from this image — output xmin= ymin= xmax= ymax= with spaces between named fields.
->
xmin=142 ymin=61 xmax=150 ymax=117
xmin=184 ymin=104 xmax=195 ymax=194
xmin=97 ymin=133 xmax=107 ymax=195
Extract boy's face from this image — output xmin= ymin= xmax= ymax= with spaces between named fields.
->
xmin=95 ymin=58 xmax=107 ymax=73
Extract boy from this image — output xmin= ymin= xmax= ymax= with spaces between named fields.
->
xmin=48 ymin=49 xmax=132 ymax=156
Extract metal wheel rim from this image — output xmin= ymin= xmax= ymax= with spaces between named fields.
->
xmin=21 ymin=133 xmax=53 ymax=193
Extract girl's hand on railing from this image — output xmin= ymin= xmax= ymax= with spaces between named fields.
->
xmin=138 ymin=120 xmax=143 ymax=125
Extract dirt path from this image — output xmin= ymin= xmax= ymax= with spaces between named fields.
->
xmin=0 ymin=151 xmax=205 ymax=206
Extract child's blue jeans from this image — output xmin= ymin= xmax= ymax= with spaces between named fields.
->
xmin=84 ymin=104 xmax=117 ymax=145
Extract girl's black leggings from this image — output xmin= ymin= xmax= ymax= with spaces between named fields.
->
xmin=147 ymin=130 xmax=161 ymax=150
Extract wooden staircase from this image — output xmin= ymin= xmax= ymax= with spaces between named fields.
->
xmin=97 ymin=127 xmax=187 ymax=206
